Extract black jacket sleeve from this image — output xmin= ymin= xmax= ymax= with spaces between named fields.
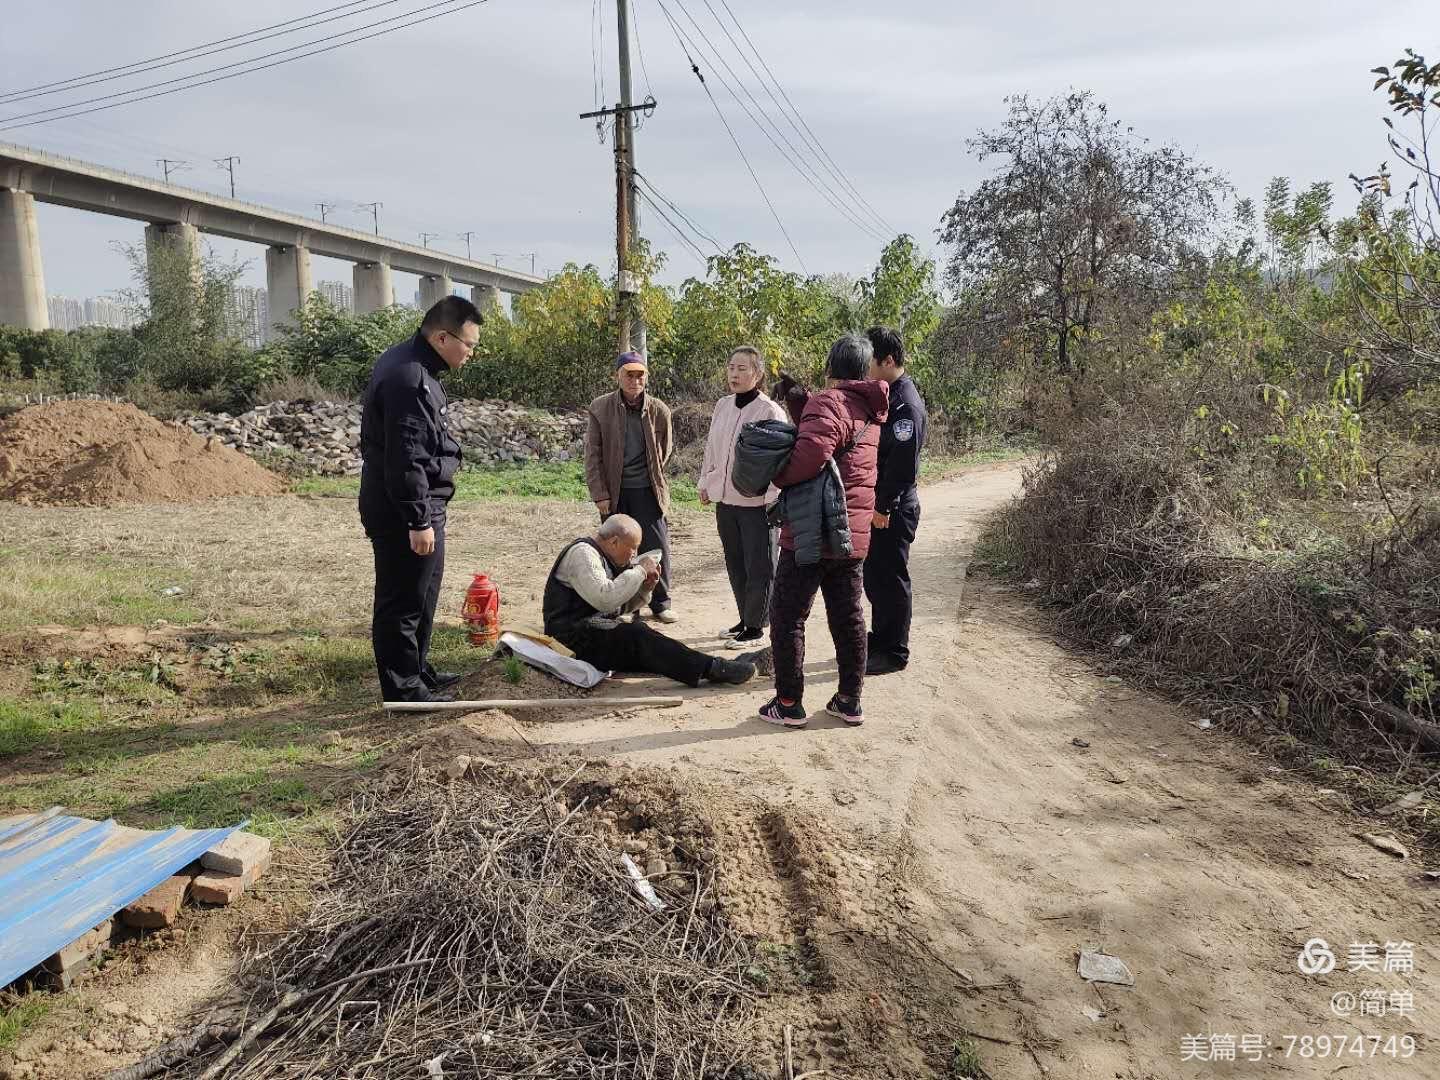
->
xmin=874 ymin=396 xmax=925 ymax=513
xmin=381 ymin=375 xmax=434 ymax=530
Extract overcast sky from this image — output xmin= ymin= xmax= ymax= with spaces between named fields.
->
xmin=0 ymin=0 xmax=1427 ymax=302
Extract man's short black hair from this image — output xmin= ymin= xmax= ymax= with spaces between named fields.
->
xmin=826 ymin=333 xmax=873 ymax=381
xmin=867 ymin=325 xmax=904 ymax=367
xmin=420 ymin=295 xmax=483 ymax=335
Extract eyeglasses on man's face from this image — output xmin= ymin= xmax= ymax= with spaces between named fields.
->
xmin=444 ymin=330 xmax=480 ymax=353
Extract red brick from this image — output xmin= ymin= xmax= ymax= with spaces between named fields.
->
xmin=40 ymin=920 xmax=113 ymax=988
xmin=191 ymin=847 xmax=268 ymax=905
xmin=120 ymin=874 xmax=191 ymax=929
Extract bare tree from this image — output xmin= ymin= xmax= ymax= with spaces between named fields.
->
xmin=939 ymin=91 xmax=1227 ymax=380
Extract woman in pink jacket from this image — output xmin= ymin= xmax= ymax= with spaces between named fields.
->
xmin=697 ymin=346 xmax=789 ymax=646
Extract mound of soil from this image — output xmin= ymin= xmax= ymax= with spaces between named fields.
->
xmin=0 ymin=401 xmax=283 ymax=507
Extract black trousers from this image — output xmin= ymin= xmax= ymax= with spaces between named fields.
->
xmin=369 ymin=521 xmax=445 ymax=701
xmin=562 ymin=619 xmax=711 ymax=687
xmin=770 ymin=551 xmax=866 ymax=703
xmin=715 ymin=502 xmax=777 ymax=629
xmin=612 ymin=486 xmax=671 ymax=613
xmin=864 ymin=496 xmax=921 ymax=665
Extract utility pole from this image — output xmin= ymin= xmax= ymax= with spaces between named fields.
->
xmin=420 ymin=232 xmax=439 ymax=249
xmin=156 ymin=158 xmax=188 ymax=183
xmin=459 ymin=231 xmax=476 ymax=260
xmin=317 ymin=202 xmax=336 ymax=224
xmin=491 ymin=252 xmax=504 ymax=267
xmin=521 ymin=251 xmax=537 ymax=275
xmin=359 ymin=201 xmax=382 ymax=235
xmin=214 ymin=156 xmax=240 ymax=198
xmin=578 ymin=1 xmax=655 ymax=354
xmin=615 ymin=0 xmax=643 ymax=355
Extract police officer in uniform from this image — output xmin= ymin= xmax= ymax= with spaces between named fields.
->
xmin=863 ymin=325 xmax=927 ymax=676
xmin=359 ymin=296 xmax=482 ymax=704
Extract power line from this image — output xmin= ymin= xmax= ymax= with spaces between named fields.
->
xmin=629 ymin=0 xmax=657 ymax=117
xmin=663 ymin=0 xmax=889 ymax=243
xmin=707 ymin=0 xmax=896 ymax=236
xmin=671 ymin=0 xmax=888 ymax=242
xmin=636 ymin=188 xmax=709 ymax=268
xmin=0 ymin=0 xmax=491 ymax=131
xmin=0 ymin=0 xmax=408 ymax=106
xmin=633 ymin=170 xmax=723 ymax=252
xmin=655 ymin=2 xmax=806 ymax=272
xmin=0 ymin=0 xmax=379 ymax=102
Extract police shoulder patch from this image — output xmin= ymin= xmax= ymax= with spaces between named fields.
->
xmin=894 ymin=418 xmax=915 ymax=442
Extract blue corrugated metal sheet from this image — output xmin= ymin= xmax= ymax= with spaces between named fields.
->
xmin=0 ymin=807 xmax=244 ymax=987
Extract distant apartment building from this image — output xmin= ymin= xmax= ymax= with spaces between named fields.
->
xmin=45 ymin=295 xmax=137 ymax=331
xmin=317 ymin=279 xmax=353 ymax=312
xmin=228 ymin=285 xmax=269 ymax=348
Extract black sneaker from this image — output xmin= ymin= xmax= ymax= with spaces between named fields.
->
xmin=425 ymin=671 xmax=464 ymax=691
xmin=724 ymin=626 xmax=765 ymax=649
xmin=758 ymin=696 xmax=808 ymax=728
xmin=707 ymin=657 xmax=757 ymax=685
xmin=722 ymin=621 xmax=746 ymax=638
xmin=824 ymin=693 xmax=864 ymax=726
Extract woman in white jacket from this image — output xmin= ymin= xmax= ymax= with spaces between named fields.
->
xmin=697 ymin=346 xmax=789 ymax=645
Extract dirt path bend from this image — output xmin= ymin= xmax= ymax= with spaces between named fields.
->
xmin=497 ymin=462 xmax=1439 ymax=1078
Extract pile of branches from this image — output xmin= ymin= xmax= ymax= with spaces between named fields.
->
xmin=164 ymin=762 xmax=759 ymax=1079
xmin=991 ymin=429 xmax=1440 ymax=762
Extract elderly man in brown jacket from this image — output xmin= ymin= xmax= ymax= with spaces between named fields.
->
xmin=584 ymin=351 xmax=678 ymax=622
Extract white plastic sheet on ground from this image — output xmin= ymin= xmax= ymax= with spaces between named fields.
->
xmin=497 ymin=632 xmax=609 ymax=689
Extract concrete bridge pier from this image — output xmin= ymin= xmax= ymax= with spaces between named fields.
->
xmin=418 ymin=273 xmax=452 ymax=310
xmin=265 ymin=244 xmax=313 ymax=341
xmin=0 ymin=189 xmax=49 ymax=330
xmin=471 ymin=284 xmax=502 ymax=317
xmin=143 ymin=222 xmax=202 ymax=314
xmin=353 ymin=260 xmax=393 ymax=315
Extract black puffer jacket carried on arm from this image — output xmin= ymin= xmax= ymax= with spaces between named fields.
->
xmin=358 ymin=332 xmax=462 ymax=535
xmin=730 ymin=419 xmax=796 ymax=498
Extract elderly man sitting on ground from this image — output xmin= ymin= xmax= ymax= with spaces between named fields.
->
xmin=543 ymin=515 xmax=763 ymax=687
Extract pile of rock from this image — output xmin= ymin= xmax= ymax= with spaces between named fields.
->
xmin=181 ymin=398 xmax=586 ymax=475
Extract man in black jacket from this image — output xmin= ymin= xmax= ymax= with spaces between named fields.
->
xmin=359 ymin=296 xmax=481 ymax=703
xmin=863 ymin=326 xmax=927 ymax=676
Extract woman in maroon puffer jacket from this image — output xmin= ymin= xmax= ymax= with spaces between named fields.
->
xmin=760 ymin=335 xmax=889 ymax=730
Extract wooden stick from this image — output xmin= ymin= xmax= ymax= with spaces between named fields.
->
xmin=383 ymin=696 xmax=684 ymax=713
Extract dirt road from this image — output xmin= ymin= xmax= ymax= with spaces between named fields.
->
xmin=482 ymin=462 xmax=1439 ymax=1077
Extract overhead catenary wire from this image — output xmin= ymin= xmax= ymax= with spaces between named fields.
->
xmin=707 ymin=0 xmax=897 ymax=237
xmin=662 ymin=0 xmax=890 ymax=244
xmin=0 ymin=0 xmax=410 ymax=106
xmin=0 ymin=0 xmax=491 ymax=131
xmin=655 ymin=1 xmax=807 ymax=272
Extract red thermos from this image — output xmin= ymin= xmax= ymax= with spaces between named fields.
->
xmin=462 ymin=573 xmax=501 ymax=647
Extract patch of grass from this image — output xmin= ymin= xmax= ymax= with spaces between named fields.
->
xmin=143 ymin=769 xmax=319 ymax=831
xmin=0 ymin=549 xmax=200 ymax=630
xmin=0 ymin=995 xmax=51 ymax=1052
xmin=292 ymin=460 xmax=704 ymax=507
xmin=0 ymin=696 xmax=103 ymax=755
xmin=502 ymin=655 xmax=525 ymax=684
xmin=920 ymin=446 xmax=1030 ymax=484
xmin=946 ymin=1037 xmax=984 ymax=1079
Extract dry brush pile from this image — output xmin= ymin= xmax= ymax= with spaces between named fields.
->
xmin=987 ymin=423 xmax=1440 ymax=769
xmin=145 ymin=760 xmax=760 ymax=1080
